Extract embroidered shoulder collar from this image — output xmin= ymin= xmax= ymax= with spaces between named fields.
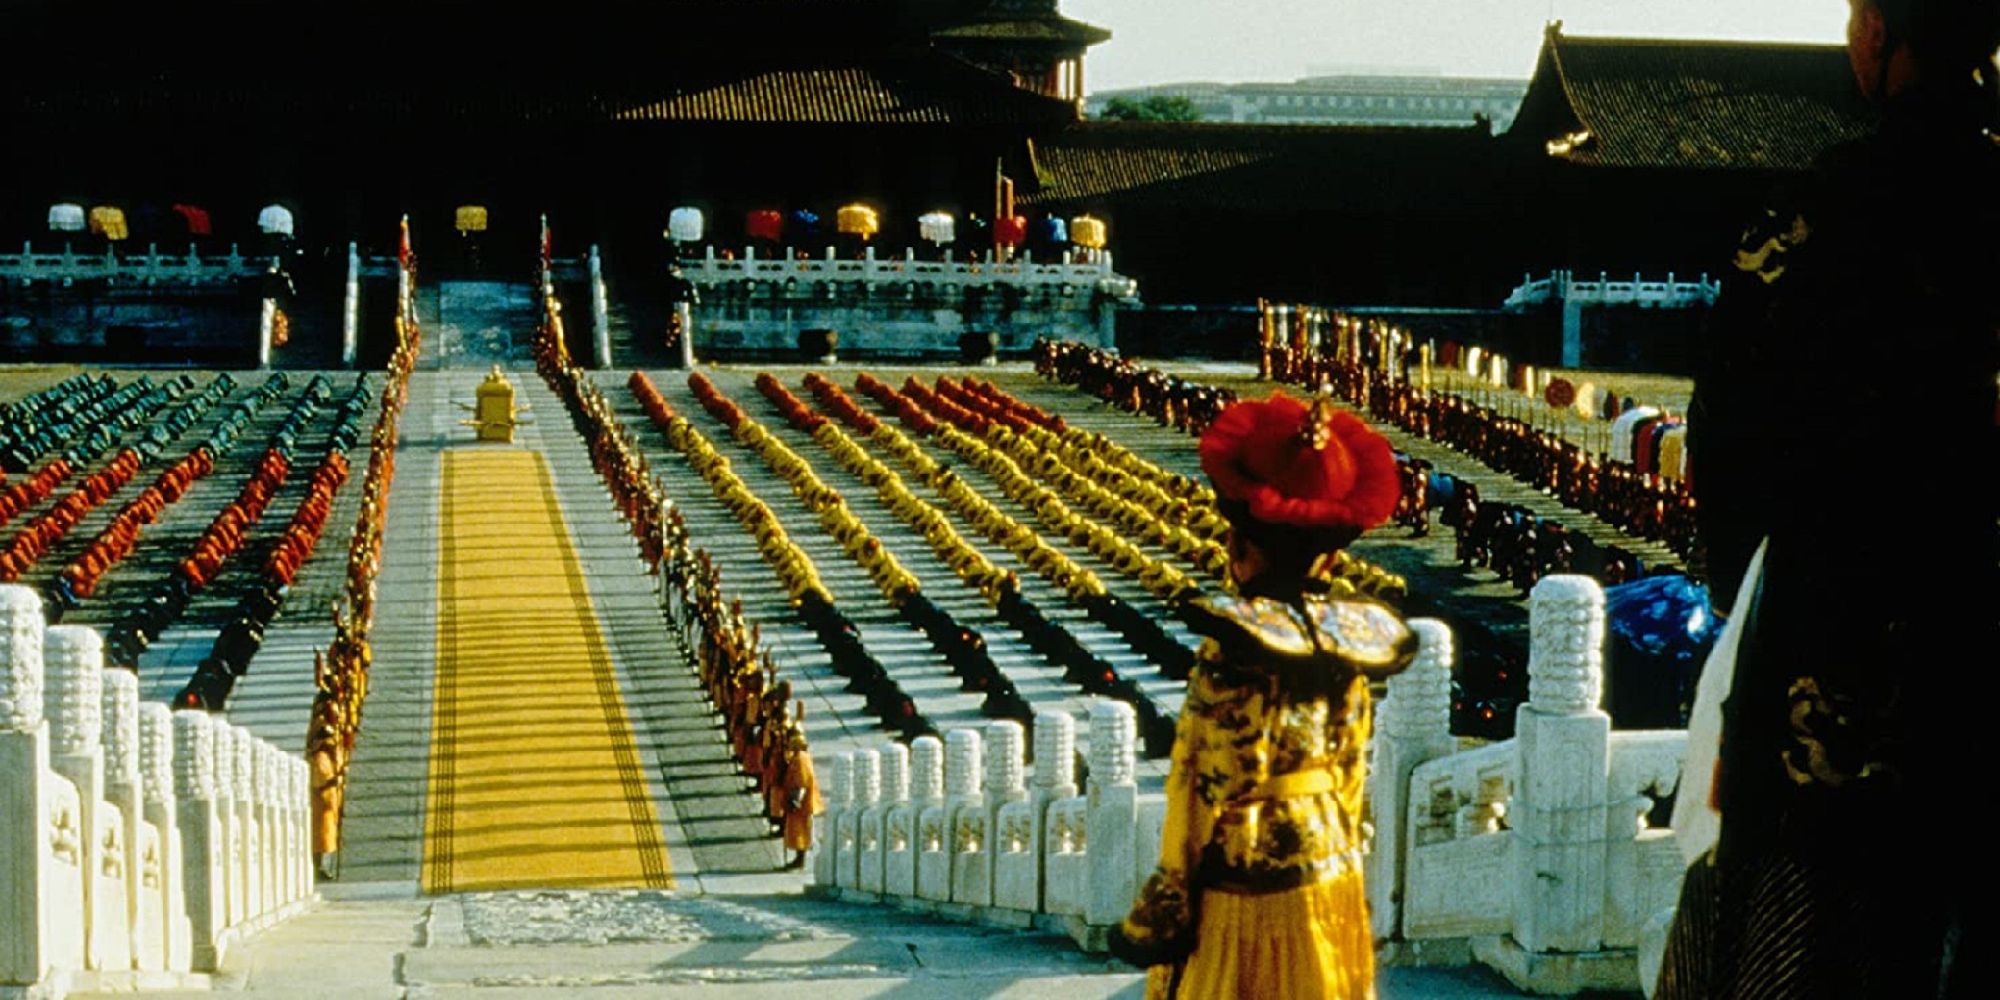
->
xmin=1181 ymin=594 xmax=1415 ymax=673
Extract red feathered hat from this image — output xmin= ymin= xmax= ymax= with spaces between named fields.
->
xmin=1199 ymin=391 xmax=1400 ymax=532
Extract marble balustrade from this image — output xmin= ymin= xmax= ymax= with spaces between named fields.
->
xmin=807 ymin=575 xmax=1697 ymax=996
xmin=0 ymin=585 xmax=316 ymax=997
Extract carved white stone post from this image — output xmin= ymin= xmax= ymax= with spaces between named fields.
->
xmin=888 ymin=741 xmax=928 ymax=898
xmin=812 ymin=753 xmax=852 ymax=888
xmin=100 ymin=669 xmax=146 ymax=974
xmin=257 ymin=295 xmax=274 ymax=369
xmin=244 ymin=743 xmax=264 ymax=921
xmin=138 ymin=703 xmax=186 ymax=975
xmin=1368 ymin=618 xmax=1460 ymax=939
xmin=944 ymin=728 xmax=987 ymax=909
xmin=293 ymin=758 xmax=310 ymax=904
xmin=1032 ymin=711 xmax=1079 ymax=803
xmin=673 ymin=300 xmax=695 ymax=370
xmin=254 ymin=742 xmax=277 ymax=919
xmin=291 ymin=755 xmax=305 ymax=904
xmin=208 ymin=724 xmax=240 ymax=932
xmin=279 ymin=757 xmax=297 ymax=906
xmin=266 ymin=745 xmax=284 ymax=915
xmin=983 ymin=721 xmax=1032 ymax=919
xmin=278 ymin=755 xmax=295 ymax=907
xmin=280 ymin=752 xmax=300 ymax=907
xmin=1509 ymin=576 xmax=1611 ymax=954
xmin=45 ymin=625 xmax=126 ymax=974
xmin=860 ymin=741 xmax=904 ymax=895
xmin=1084 ymin=701 xmax=1139 ymax=929
xmin=912 ymin=735 xmax=950 ymax=901
xmin=589 ymin=246 xmax=612 ymax=370
xmin=1 ymin=586 xmax=80 ymax=991
xmin=229 ymin=726 xmax=258 ymax=925
xmin=838 ymin=749 xmax=879 ymax=890
xmin=1030 ymin=710 xmax=1078 ymax=912
xmin=174 ymin=711 xmax=226 ymax=969
xmin=868 ymin=744 xmax=916 ymax=900
xmin=342 ymin=242 xmax=360 ymax=368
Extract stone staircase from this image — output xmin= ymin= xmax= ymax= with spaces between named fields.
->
xmin=598 ymin=262 xmax=670 ymax=371
xmin=610 ymin=367 xmax=1194 ymax=783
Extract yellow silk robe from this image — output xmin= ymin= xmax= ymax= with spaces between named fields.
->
xmin=1117 ymin=592 xmax=1416 ymax=1000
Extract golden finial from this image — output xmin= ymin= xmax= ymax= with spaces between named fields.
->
xmin=1299 ymin=394 xmax=1340 ymax=450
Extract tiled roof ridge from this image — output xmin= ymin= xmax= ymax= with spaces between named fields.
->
xmin=1054 ymin=120 xmax=1490 ymax=140
xmin=1545 ymin=29 xmax=1594 ymax=144
xmin=1550 ymin=29 xmax=1846 ymax=56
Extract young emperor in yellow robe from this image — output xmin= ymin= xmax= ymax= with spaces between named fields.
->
xmin=1113 ymin=391 xmax=1413 ymax=1000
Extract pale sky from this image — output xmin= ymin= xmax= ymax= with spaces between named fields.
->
xmin=1066 ymin=0 xmax=1849 ymax=91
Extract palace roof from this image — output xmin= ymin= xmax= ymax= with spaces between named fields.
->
xmin=0 ymin=0 xmax=1083 ymax=127
xmin=1021 ymin=121 xmax=1496 ymax=211
xmin=932 ymin=16 xmax=1110 ymax=46
xmin=1508 ymin=26 xmax=1875 ymax=171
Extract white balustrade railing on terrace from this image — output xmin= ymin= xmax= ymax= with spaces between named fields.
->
xmin=1503 ymin=269 xmax=1720 ymax=311
xmin=678 ymin=245 xmax=1139 ymax=301
xmin=809 ymin=574 xmax=1693 ymax=996
xmin=0 ymin=242 xmax=276 ymax=286
xmin=1 ymin=585 xmax=314 ymax=997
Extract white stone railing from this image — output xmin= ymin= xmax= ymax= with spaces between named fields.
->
xmin=808 ymin=573 xmax=1691 ymax=995
xmin=1504 ymin=269 xmax=1719 ymax=311
xmin=0 ymin=242 xmax=273 ymax=286
xmin=1366 ymin=575 xmax=1690 ymax=994
xmin=811 ymin=699 xmax=1158 ymax=950
xmin=0 ymin=586 xmax=313 ymax=997
xmin=680 ymin=244 xmax=1140 ymax=302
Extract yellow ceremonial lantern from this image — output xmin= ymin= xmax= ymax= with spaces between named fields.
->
xmin=468 ymin=366 xmax=522 ymax=442
xmin=836 ymin=203 xmax=880 ymax=239
xmin=1070 ymin=215 xmax=1107 ymax=250
xmin=454 ymin=205 xmax=489 ymax=234
xmin=88 ymin=205 xmax=129 ymax=241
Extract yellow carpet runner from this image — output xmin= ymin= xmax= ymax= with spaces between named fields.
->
xmin=422 ymin=448 xmax=671 ymax=892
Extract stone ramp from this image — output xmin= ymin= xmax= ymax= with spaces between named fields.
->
xmin=334 ymin=372 xmax=447 ymax=884
xmin=64 ymin=886 xmax=1535 ymax=999
xmin=421 ymin=448 xmax=670 ymax=893
xmin=336 ymin=368 xmax=779 ymax=888
xmin=427 ymin=281 xmax=538 ymax=369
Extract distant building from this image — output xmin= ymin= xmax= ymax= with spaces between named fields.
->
xmin=0 ymin=0 xmax=1110 ymax=250
xmin=1087 ymin=74 xmax=1528 ymax=131
xmin=1032 ymin=25 xmax=1869 ymax=326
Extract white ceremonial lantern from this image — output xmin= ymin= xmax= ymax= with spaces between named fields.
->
xmin=919 ymin=211 xmax=956 ymax=245
xmin=667 ymin=207 xmax=704 ymax=243
xmin=257 ymin=205 xmax=294 ymax=237
xmin=48 ymin=203 xmax=87 ymax=233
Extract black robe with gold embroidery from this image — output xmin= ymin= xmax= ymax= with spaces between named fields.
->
xmin=1667 ymin=81 xmax=1998 ymax=999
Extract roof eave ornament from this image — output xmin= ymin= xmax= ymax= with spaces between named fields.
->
xmin=1545 ymin=129 xmax=1593 ymax=158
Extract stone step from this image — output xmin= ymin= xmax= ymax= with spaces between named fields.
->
xmin=621 ymin=368 xmax=1182 ymax=784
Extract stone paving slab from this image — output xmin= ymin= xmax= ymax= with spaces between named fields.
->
xmin=67 ymin=884 xmax=1554 ymax=999
xmin=514 ymin=375 xmax=769 ymax=882
xmin=337 ymin=371 xmax=446 ymax=884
